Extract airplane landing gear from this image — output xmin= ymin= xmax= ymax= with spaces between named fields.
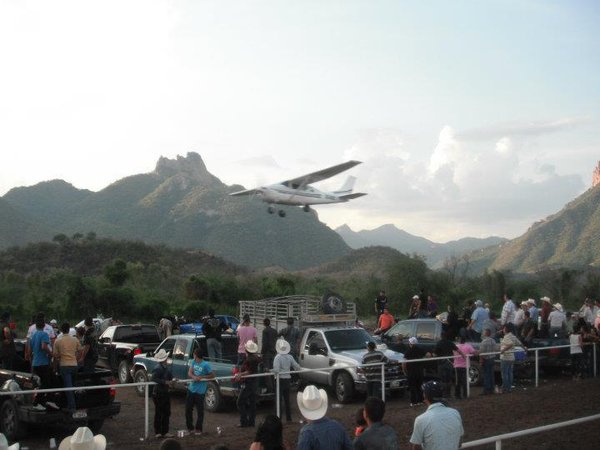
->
xmin=278 ymin=209 xmax=286 ymax=217
xmin=303 ymin=205 xmax=310 ymax=212
xmin=267 ymin=206 xmax=275 ymax=214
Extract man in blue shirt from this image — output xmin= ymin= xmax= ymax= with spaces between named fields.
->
xmin=31 ymin=317 xmax=56 ymax=410
xmin=296 ymin=385 xmax=352 ymax=450
xmin=468 ymin=300 xmax=489 ymax=342
xmin=186 ymin=347 xmax=214 ymax=435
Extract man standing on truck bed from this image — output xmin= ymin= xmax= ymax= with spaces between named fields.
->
xmin=31 ymin=316 xmax=57 ymax=410
xmin=204 ymin=309 xmax=228 ymax=361
xmin=237 ymin=314 xmax=258 ymax=365
xmin=53 ymin=322 xmax=82 ymax=413
xmin=79 ymin=317 xmax=99 ymax=372
xmin=279 ymin=317 xmax=300 ymax=361
xmin=374 ymin=290 xmax=388 ymax=319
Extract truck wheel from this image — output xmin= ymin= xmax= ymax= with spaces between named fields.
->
xmin=133 ymin=369 xmax=148 ymax=397
xmin=204 ymin=382 xmax=223 ymax=413
xmin=0 ymin=400 xmax=26 ymax=441
xmin=334 ymin=372 xmax=354 ymax=403
xmin=118 ymin=360 xmax=132 ymax=384
xmin=469 ymin=365 xmax=482 ymax=386
xmin=88 ymin=419 xmax=105 ymax=434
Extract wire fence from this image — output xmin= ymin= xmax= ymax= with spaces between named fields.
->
xmin=0 ymin=342 xmax=596 ymax=442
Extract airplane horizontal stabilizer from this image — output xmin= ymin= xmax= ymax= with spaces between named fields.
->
xmin=338 ymin=192 xmax=367 ymax=200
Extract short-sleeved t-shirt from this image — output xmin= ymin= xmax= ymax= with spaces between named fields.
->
xmin=410 ymin=403 xmax=464 ymax=450
xmin=54 ymin=335 xmax=82 ymax=367
xmin=237 ymin=325 xmax=257 ymax=353
xmin=31 ymin=330 xmax=50 ymax=367
xmin=188 ymin=359 xmax=213 ymax=394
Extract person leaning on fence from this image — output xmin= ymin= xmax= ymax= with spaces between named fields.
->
xmin=186 ymin=347 xmax=215 ymax=435
xmin=409 ymin=381 xmax=464 ymax=450
xmin=296 ymin=385 xmax=353 ymax=450
xmin=452 ymin=335 xmax=477 ymax=400
xmin=402 ymin=337 xmax=428 ymax=406
xmin=432 ymin=331 xmax=464 ymax=398
xmin=151 ymin=349 xmax=177 ymax=439
xmin=235 ymin=340 xmax=261 ymax=428
xmin=272 ymin=338 xmax=301 ymax=422
xmin=499 ymin=323 xmax=526 ymax=394
xmin=478 ymin=328 xmax=497 ymax=395
xmin=361 ymin=341 xmax=388 ymax=400
xmin=353 ymin=396 xmax=399 ymax=450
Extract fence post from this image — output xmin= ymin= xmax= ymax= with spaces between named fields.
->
xmin=535 ymin=349 xmax=539 ymax=388
xmin=144 ymin=382 xmax=149 ymax=439
xmin=276 ymin=372 xmax=281 ymax=419
xmin=381 ymin=362 xmax=385 ymax=402
xmin=466 ymin=355 xmax=470 ymax=398
xmin=594 ymin=343 xmax=597 ymax=378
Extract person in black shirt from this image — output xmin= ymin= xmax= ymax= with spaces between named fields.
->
xmin=204 ymin=309 xmax=228 ymax=361
xmin=235 ymin=341 xmax=261 ymax=427
xmin=374 ymin=290 xmax=388 ymax=319
xmin=402 ymin=337 xmax=429 ymax=405
xmin=433 ymin=331 xmax=464 ymax=398
xmin=261 ymin=318 xmax=278 ymax=393
xmin=81 ymin=317 xmax=98 ymax=373
xmin=151 ymin=349 xmax=176 ymax=438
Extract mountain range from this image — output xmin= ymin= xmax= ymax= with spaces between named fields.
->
xmin=335 ymin=223 xmax=507 ymax=269
xmin=2 ymin=152 xmax=599 ymax=274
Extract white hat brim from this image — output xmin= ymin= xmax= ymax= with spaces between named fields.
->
xmin=297 ymin=388 xmax=328 ymax=421
xmin=276 ymin=342 xmax=291 ymax=354
xmin=58 ymin=434 xmax=106 ymax=450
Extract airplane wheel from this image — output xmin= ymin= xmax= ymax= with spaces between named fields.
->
xmin=278 ymin=210 xmax=286 ymax=217
xmin=303 ymin=205 xmax=310 ymax=212
xmin=267 ymin=206 xmax=275 ymax=214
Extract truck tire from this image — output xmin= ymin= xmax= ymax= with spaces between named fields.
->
xmin=88 ymin=419 xmax=105 ymax=434
xmin=0 ymin=400 xmax=26 ymax=441
xmin=334 ymin=372 xmax=354 ymax=403
xmin=322 ymin=292 xmax=346 ymax=314
xmin=204 ymin=381 xmax=223 ymax=413
xmin=133 ymin=369 xmax=149 ymax=397
xmin=118 ymin=360 xmax=132 ymax=384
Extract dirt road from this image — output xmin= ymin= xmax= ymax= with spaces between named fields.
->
xmin=17 ymin=376 xmax=600 ymax=449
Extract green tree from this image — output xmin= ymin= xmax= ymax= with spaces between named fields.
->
xmin=104 ymin=259 xmax=129 ymax=287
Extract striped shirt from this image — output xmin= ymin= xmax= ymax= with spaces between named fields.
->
xmin=361 ymin=350 xmax=388 ymax=381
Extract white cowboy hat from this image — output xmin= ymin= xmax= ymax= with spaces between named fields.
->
xmin=0 ymin=433 xmax=19 ymax=450
xmin=527 ymin=299 xmax=536 ymax=305
xmin=59 ymin=427 xmax=106 ymax=450
xmin=297 ymin=385 xmax=328 ymax=421
xmin=275 ymin=338 xmax=290 ymax=355
xmin=553 ymin=303 xmax=563 ymax=312
xmin=412 ymin=295 xmax=419 ymax=300
xmin=244 ymin=341 xmax=259 ymax=354
xmin=154 ymin=349 xmax=169 ymax=363
xmin=408 ymin=337 xmax=418 ymax=345
xmin=541 ymin=296 xmax=551 ymax=303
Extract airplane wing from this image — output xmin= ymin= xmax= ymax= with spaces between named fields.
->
xmin=282 ymin=160 xmax=362 ymax=188
xmin=229 ymin=188 xmax=261 ymax=197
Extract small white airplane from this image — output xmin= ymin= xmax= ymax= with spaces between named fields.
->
xmin=229 ymin=160 xmax=367 ymax=217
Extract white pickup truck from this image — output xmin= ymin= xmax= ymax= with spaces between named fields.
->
xmin=299 ymin=326 xmax=406 ymax=403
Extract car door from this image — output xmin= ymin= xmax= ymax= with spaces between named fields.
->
xmin=300 ymin=330 xmax=329 ymax=385
xmin=382 ymin=321 xmax=415 ymax=353
xmin=96 ymin=326 xmax=116 ymax=369
xmin=170 ymin=337 xmax=192 ymax=380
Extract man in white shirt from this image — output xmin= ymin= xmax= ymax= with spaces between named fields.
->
xmin=500 ymin=294 xmax=516 ymax=326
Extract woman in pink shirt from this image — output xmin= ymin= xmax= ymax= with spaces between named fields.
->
xmin=453 ymin=336 xmax=477 ymax=399
xmin=236 ymin=314 xmax=257 ymax=365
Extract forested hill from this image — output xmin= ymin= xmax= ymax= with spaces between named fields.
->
xmin=1 ymin=153 xmax=350 ymax=270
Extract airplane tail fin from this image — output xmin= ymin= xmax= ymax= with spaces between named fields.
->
xmin=333 ymin=176 xmax=357 ymax=194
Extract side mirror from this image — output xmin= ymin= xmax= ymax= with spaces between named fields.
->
xmin=146 ymin=351 xmax=154 ymax=357
xmin=318 ymin=347 xmax=328 ymax=356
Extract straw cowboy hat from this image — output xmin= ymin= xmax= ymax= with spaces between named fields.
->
xmin=275 ymin=338 xmax=291 ymax=355
xmin=244 ymin=341 xmax=259 ymax=354
xmin=541 ymin=296 xmax=551 ymax=303
xmin=154 ymin=349 xmax=169 ymax=363
xmin=553 ymin=303 xmax=563 ymax=312
xmin=297 ymin=385 xmax=328 ymax=421
xmin=527 ymin=299 xmax=536 ymax=305
xmin=59 ymin=427 xmax=106 ymax=450
xmin=0 ymin=433 xmax=19 ymax=450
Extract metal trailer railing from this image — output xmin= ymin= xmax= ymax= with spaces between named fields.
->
xmin=0 ymin=342 xmax=596 ymax=441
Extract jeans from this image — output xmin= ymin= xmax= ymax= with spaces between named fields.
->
xmin=153 ymin=391 xmax=171 ymax=435
xmin=454 ymin=367 xmax=468 ymax=399
xmin=501 ymin=360 xmax=514 ymax=393
xmin=438 ymin=360 xmax=454 ymax=397
xmin=60 ymin=366 xmax=78 ymax=411
xmin=278 ymin=378 xmax=292 ymax=421
xmin=407 ymin=373 xmax=423 ymax=404
xmin=207 ymin=339 xmax=222 ymax=361
xmin=366 ymin=381 xmax=382 ymax=400
xmin=185 ymin=391 xmax=205 ymax=431
xmin=263 ymin=352 xmax=275 ymax=393
xmin=32 ymin=364 xmax=52 ymax=405
xmin=482 ymin=358 xmax=495 ymax=394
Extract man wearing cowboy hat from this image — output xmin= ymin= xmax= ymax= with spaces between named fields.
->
xmin=548 ymin=303 xmax=567 ymax=338
xmin=235 ymin=340 xmax=261 ymax=428
xmin=409 ymin=381 xmax=463 ymax=450
xmin=540 ymin=296 xmax=553 ymax=337
xmin=272 ymin=338 xmax=301 ymax=422
xmin=59 ymin=426 xmax=106 ymax=450
xmin=296 ymin=385 xmax=352 ymax=450
xmin=186 ymin=347 xmax=215 ymax=435
xmin=151 ymin=349 xmax=176 ymax=438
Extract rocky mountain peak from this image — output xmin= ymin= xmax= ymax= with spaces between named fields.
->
xmin=154 ymin=152 xmax=212 ymax=182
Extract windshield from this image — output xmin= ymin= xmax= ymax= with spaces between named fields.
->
xmin=325 ymin=329 xmax=372 ymax=352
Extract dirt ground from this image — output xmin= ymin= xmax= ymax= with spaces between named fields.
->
xmin=17 ymin=374 xmax=600 ymax=450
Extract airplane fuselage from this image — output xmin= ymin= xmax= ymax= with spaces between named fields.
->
xmin=259 ymin=183 xmax=346 ymax=206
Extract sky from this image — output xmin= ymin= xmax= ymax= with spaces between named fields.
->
xmin=1 ymin=0 xmax=599 ymax=242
